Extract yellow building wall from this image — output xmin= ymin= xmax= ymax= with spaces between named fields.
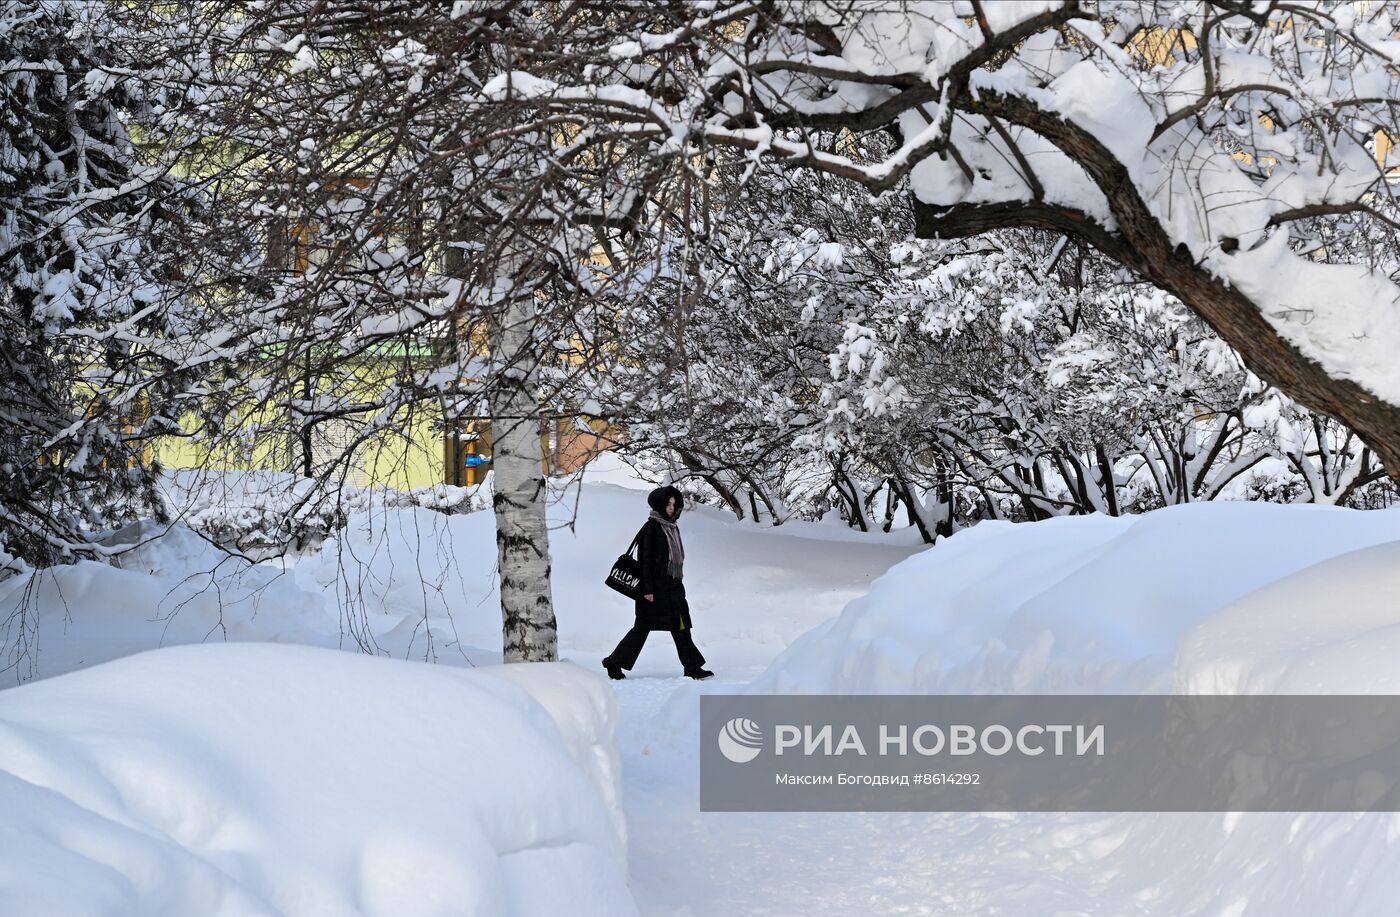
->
xmin=154 ymin=395 xmax=620 ymax=491
xmin=154 ymin=404 xmax=446 ymax=490
xmin=153 ymin=350 xmax=451 ymax=490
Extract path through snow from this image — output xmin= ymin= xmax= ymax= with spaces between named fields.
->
xmin=590 ymin=574 xmax=1039 ymax=915
xmin=606 ymin=656 xmax=1117 ymax=916
xmin=570 ymin=495 xmax=977 ymax=916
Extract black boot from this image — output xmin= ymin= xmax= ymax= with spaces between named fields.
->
xmin=685 ymin=667 xmax=714 ymax=680
xmin=602 ymin=657 xmax=626 ymax=680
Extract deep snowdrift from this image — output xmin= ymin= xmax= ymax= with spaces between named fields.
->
xmin=17 ymin=459 xmax=1400 ymax=914
xmin=0 ymin=644 xmax=635 ymax=917
xmin=748 ymin=501 xmax=1400 ymax=695
xmin=1178 ymin=538 xmax=1400 ymax=695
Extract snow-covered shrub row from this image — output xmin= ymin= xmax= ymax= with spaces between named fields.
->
xmin=0 ymin=644 xmax=635 ymax=916
xmin=160 ymin=470 xmax=490 ymax=557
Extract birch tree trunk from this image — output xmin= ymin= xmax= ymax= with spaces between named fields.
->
xmin=489 ymin=287 xmax=558 ymax=662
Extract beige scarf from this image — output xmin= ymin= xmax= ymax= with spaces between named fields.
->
xmin=648 ymin=509 xmax=685 ymax=579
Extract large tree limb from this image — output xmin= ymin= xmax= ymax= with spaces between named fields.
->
xmin=915 ymin=88 xmax=1400 ymax=481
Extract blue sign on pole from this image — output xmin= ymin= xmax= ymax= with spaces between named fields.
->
xmin=463 ymin=454 xmax=492 ymax=468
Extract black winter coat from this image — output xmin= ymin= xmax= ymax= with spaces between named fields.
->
xmin=634 ymin=487 xmax=692 ymax=632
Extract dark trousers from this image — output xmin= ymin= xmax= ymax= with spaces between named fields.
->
xmin=606 ymin=624 xmax=706 ymax=671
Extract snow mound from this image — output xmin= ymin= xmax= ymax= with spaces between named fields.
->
xmin=103 ymin=518 xmax=235 ymax=579
xmin=479 ymin=659 xmax=627 ymax=860
xmin=305 ymin=503 xmax=491 ymax=626
xmin=0 ymin=644 xmax=636 ymax=917
xmin=1178 ymin=539 xmax=1400 ymax=695
xmin=750 ymin=501 xmax=1400 ymax=695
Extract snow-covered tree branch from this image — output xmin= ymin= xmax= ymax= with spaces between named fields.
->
xmin=423 ymin=1 xmax=1400 ymax=478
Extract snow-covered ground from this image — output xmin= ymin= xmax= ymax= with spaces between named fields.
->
xmin=7 ymin=457 xmax=1400 ymax=914
xmin=0 ymin=456 xmax=921 ymax=915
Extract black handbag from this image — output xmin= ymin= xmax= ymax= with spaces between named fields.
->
xmin=604 ymin=526 xmax=646 ymax=599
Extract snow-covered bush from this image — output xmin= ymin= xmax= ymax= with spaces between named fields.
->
xmin=605 ymin=160 xmax=1396 ymax=540
xmin=0 ymin=0 xmax=215 ymax=564
xmin=160 ymin=471 xmax=491 ymax=557
xmin=0 ymin=644 xmax=635 ymax=916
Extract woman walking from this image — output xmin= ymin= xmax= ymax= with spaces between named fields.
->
xmin=603 ymin=485 xmax=714 ymax=680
